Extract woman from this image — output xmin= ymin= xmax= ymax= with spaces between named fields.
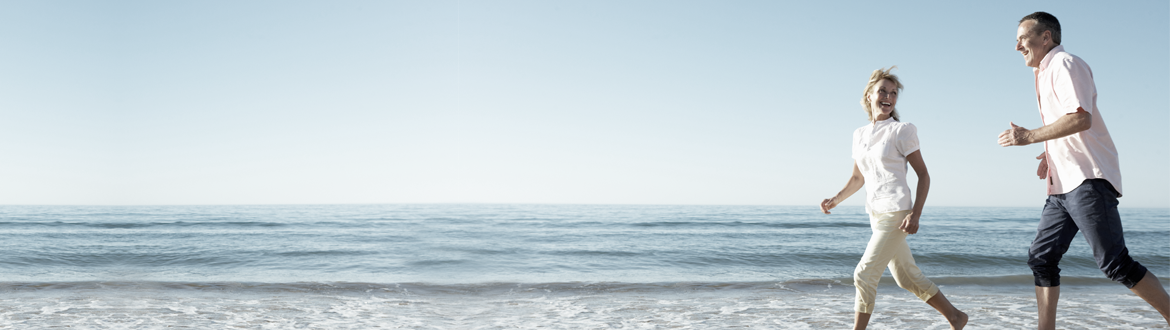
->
xmin=820 ymin=67 xmax=967 ymax=330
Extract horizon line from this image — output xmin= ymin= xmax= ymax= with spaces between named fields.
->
xmin=0 ymin=203 xmax=1166 ymax=209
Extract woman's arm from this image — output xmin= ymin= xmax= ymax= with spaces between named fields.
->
xmin=821 ymin=162 xmax=865 ymax=214
xmin=899 ymin=150 xmax=929 ymax=234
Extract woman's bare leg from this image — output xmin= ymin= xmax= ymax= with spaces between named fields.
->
xmin=925 ymin=292 xmax=968 ymax=330
xmin=853 ymin=312 xmax=871 ymax=330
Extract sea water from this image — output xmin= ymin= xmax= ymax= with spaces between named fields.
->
xmin=0 ymin=204 xmax=1165 ymax=329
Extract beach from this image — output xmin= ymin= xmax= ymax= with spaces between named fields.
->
xmin=1 ymin=279 xmax=1166 ymax=329
xmin=0 ymin=204 xmax=1165 ymax=329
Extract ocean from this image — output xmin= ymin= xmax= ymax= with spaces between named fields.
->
xmin=0 ymin=204 xmax=1166 ymax=329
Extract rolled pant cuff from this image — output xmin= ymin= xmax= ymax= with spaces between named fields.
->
xmin=915 ymin=285 xmax=940 ymax=302
xmin=1034 ymin=276 xmax=1059 ymax=287
xmin=1117 ymin=264 xmax=1148 ymax=289
xmin=855 ymin=302 xmax=874 ymax=314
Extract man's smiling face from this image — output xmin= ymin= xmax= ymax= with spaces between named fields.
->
xmin=1016 ymin=20 xmax=1051 ymax=68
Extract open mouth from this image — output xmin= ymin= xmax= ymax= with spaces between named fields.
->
xmin=880 ymin=102 xmax=891 ymax=107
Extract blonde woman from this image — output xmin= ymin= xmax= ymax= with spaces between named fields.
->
xmin=820 ymin=67 xmax=967 ymax=330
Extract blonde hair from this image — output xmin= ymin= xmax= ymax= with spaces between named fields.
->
xmin=860 ymin=66 xmax=904 ymax=122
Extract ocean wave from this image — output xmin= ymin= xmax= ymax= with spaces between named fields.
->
xmin=2 ymin=275 xmax=1154 ymax=296
xmin=1 ymin=277 xmax=1164 ymax=330
xmin=0 ymin=221 xmax=292 ymax=229
xmin=628 ymin=221 xmax=869 ymax=228
xmin=0 ymin=220 xmax=414 ymax=229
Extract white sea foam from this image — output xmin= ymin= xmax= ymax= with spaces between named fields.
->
xmin=0 ymin=281 xmax=1165 ymax=329
xmin=0 ymin=205 xmax=1164 ymax=329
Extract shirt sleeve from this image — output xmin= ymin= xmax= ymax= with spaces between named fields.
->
xmin=896 ymin=123 xmax=920 ymax=157
xmin=851 ymin=127 xmax=862 ymax=160
xmin=1053 ymin=55 xmax=1096 ymax=115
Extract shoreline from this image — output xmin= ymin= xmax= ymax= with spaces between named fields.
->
xmin=1 ymin=279 xmax=1166 ymax=329
xmin=3 ymin=274 xmax=1165 ymax=292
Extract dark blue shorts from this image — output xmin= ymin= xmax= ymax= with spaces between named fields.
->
xmin=1027 ymin=179 xmax=1148 ymax=288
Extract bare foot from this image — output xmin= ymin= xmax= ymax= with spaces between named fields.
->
xmin=949 ymin=311 xmax=968 ymax=330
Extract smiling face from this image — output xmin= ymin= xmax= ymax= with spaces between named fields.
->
xmin=866 ymin=79 xmax=898 ymax=120
xmin=1016 ymin=20 xmax=1052 ymax=68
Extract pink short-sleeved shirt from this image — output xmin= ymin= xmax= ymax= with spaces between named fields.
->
xmin=852 ymin=118 xmax=920 ymax=213
xmin=1034 ymin=45 xmax=1123 ymax=196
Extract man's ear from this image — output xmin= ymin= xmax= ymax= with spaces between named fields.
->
xmin=1041 ymin=29 xmax=1053 ymax=47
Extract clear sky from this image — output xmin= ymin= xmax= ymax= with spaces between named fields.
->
xmin=0 ymin=1 xmax=1166 ymax=207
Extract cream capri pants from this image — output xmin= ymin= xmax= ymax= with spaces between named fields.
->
xmin=854 ymin=210 xmax=939 ymax=313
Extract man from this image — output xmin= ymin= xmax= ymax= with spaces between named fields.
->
xmin=998 ymin=11 xmax=1169 ymax=329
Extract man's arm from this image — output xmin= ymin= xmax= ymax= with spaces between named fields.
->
xmin=998 ymin=108 xmax=1091 ymax=146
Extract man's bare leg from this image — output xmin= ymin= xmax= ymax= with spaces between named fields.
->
xmin=853 ymin=312 xmax=871 ymax=330
xmin=1129 ymin=271 xmax=1170 ymax=324
xmin=925 ymin=292 xmax=968 ymax=330
xmin=1035 ymin=286 xmax=1059 ymax=330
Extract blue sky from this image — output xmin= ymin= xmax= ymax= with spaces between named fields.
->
xmin=0 ymin=1 xmax=1166 ymax=207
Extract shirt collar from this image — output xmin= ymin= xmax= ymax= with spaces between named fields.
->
xmin=1036 ymin=44 xmax=1065 ymax=72
xmin=871 ymin=116 xmax=897 ymax=126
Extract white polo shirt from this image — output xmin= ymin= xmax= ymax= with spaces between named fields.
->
xmin=852 ymin=117 xmax=920 ymax=214
xmin=1034 ymin=45 xmax=1123 ymax=196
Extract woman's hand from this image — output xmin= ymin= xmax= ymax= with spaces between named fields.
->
xmin=820 ymin=197 xmax=839 ymax=214
xmin=899 ymin=212 xmax=920 ymax=234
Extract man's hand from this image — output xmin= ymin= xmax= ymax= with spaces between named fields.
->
xmin=998 ymin=122 xmax=1034 ymax=146
xmin=999 ymin=110 xmax=1090 ymax=147
xmin=899 ymin=212 xmax=919 ymax=234
xmin=1036 ymin=152 xmax=1048 ymax=179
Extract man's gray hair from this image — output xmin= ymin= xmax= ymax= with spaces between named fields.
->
xmin=1020 ymin=11 xmax=1062 ymax=45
